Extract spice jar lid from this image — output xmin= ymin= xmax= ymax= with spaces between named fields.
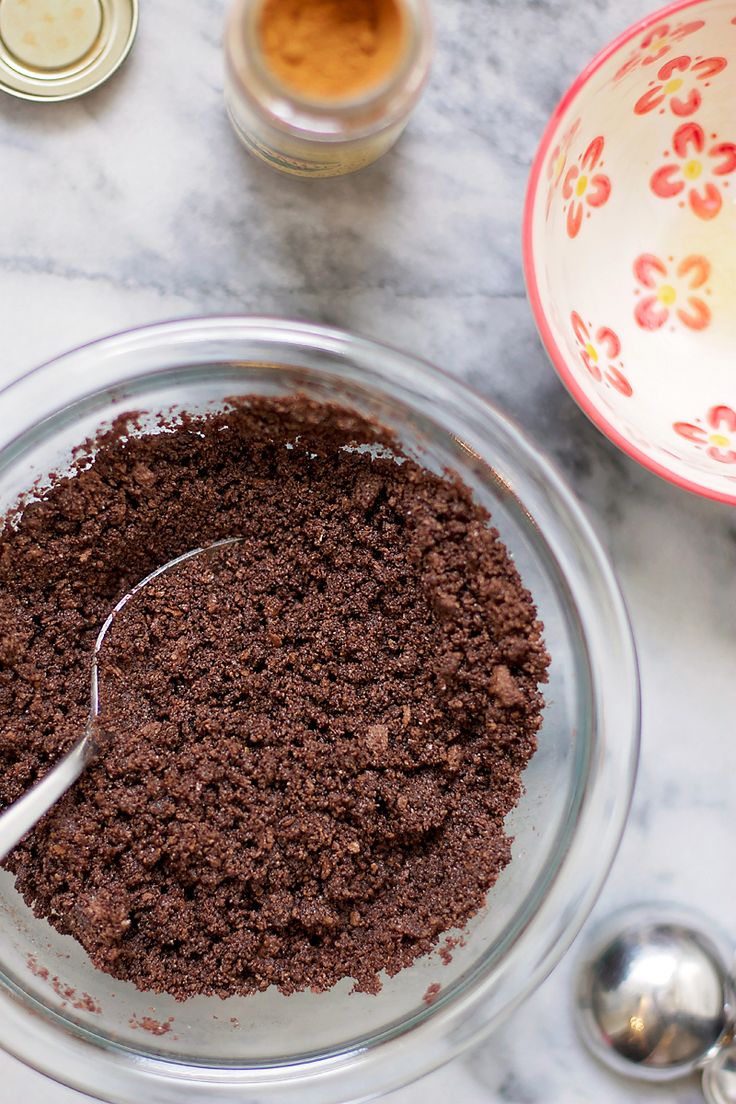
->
xmin=0 ymin=0 xmax=137 ymax=101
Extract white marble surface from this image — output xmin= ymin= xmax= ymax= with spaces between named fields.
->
xmin=0 ymin=0 xmax=734 ymax=1101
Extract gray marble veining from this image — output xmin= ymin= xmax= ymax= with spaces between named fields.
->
xmin=0 ymin=1 xmax=734 ymax=1101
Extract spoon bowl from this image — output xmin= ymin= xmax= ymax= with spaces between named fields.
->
xmin=575 ymin=903 xmax=735 ymax=1082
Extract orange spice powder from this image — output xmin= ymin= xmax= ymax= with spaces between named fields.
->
xmin=258 ymin=0 xmax=406 ymax=101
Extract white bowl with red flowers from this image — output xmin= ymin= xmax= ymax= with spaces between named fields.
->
xmin=524 ymin=0 xmax=736 ymax=504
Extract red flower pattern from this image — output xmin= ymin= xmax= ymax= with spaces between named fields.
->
xmin=674 ymin=406 xmax=736 ymax=464
xmin=545 ymin=118 xmax=581 ymax=219
xmin=614 ymin=20 xmax=706 ymax=80
xmin=651 ymin=122 xmax=736 ymax=219
xmin=633 ymin=253 xmax=711 ymax=331
xmin=634 ymin=55 xmax=727 ymax=117
xmin=571 ymin=313 xmax=632 ymax=396
xmin=562 ymin=137 xmax=611 ymax=238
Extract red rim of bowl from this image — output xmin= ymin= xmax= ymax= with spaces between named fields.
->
xmin=522 ymin=0 xmax=736 ymax=507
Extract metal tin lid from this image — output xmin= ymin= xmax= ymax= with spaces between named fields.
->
xmin=0 ymin=0 xmax=137 ymax=101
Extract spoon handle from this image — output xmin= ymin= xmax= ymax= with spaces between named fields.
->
xmin=0 ymin=541 xmax=244 ymax=866
xmin=0 ymin=732 xmax=96 ymax=864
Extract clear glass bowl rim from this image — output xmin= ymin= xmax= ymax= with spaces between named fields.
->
xmin=0 ymin=316 xmax=640 ymax=1104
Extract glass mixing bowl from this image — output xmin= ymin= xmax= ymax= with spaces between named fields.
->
xmin=0 ymin=317 xmax=639 ymax=1104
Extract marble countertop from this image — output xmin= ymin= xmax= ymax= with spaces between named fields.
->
xmin=1 ymin=0 xmax=734 ymax=1101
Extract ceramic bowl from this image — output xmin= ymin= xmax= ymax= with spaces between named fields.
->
xmin=524 ymin=0 xmax=736 ymax=504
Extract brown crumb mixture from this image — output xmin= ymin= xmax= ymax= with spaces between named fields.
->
xmin=423 ymin=981 xmax=441 ymax=1006
xmin=0 ymin=396 xmax=548 ymax=999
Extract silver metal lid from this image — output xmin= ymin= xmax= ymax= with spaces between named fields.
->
xmin=0 ymin=0 xmax=137 ymax=101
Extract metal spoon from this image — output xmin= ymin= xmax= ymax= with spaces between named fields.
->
xmin=575 ymin=903 xmax=736 ymax=1102
xmin=0 ymin=538 xmax=241 ymax=864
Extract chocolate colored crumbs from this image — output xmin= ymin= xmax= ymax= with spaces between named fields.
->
xmin=423 ymin=982 xmax=441 ymax=1006
xmin=129 ymin=1015 xmax=174 ymax=1036
xmin=26 ymin=956 xmax=102 ymax=1013
xmin=0 ymin=396 xmax=548 ymax=999
xmin=27 ymin=954 xmax=49 ymax=981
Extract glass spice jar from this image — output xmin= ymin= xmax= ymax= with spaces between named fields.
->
xmin=224 ymin=0 xmax=434 ymax=178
